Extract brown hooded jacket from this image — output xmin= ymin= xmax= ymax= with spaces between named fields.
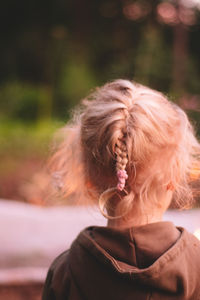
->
xmin=42 ymin=221 xmax=200 ymax=300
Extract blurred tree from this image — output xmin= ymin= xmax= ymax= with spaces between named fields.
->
xmin=0 ymin=0 xmax=199 ymax=123
xmin=0 ymin=0 xmax=200 ymax=202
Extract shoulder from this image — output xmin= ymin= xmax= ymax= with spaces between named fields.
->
xmin=42 ymin=250 xmax=71 ymax=300
xmin=50 ymin=249 xmax=70 ymax=275
xmin=177 ymin=227 xmax=200 ymax=275
xmin=179 ymin=226 xmax=200 ymax=246
xmin=181 ymin=228 xmax=200 ymax=298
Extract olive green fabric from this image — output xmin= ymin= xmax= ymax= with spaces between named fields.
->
xmin=42 ymin=222 xmax=200 ymax=300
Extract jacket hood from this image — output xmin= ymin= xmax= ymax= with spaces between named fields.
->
xmin=68 ymin=221 xmax=200 ymax=299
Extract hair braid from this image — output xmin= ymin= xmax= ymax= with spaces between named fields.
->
xmin=115 ymin=122 xmax=129 ymax=191
xmin=115 ymin=139 xmax=128 ymax=171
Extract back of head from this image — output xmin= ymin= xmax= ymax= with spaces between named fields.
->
xmin=49 ymin=80 xmax=200 ymax=222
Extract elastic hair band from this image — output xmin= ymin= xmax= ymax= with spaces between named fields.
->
xmin=117 ymin=169 xmax=128 ymax=191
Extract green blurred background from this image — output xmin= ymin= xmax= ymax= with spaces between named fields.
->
xmin=0 ymin=0 xmax=200 ymax=203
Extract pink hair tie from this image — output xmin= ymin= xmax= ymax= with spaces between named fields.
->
xmin=117 ymin=170 xmax=128 ymax=191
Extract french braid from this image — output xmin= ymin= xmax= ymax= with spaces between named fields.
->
xmin=115 ymin=128 xmax=129 ymax=191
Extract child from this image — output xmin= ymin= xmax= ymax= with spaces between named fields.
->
xmin=42 ymin=80 xmax=200 ymax=300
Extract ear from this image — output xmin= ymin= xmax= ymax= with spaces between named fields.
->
xmin=166 ymin=182 xmax=175 ymax=191
xmin=86 ymin=180 xmax=93 ymax=189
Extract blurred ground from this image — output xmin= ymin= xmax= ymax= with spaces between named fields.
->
xmin=0 ymin=200 xmax=105 ymax=299
xmin=0 ymin=200 xmax=105 ymax=269
xmin=0 ymin=199 xmax=200 ymax=299
xmin=0 ymin=284 xmax=42 ymax=300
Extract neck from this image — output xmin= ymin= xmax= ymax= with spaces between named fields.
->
xmin=107 ymin=212 xmax=164 ymax=229
xmin=107 ymin=190 xmax=173 ymax=229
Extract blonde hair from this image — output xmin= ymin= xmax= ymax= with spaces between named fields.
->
xmin=48 ymin=80 xmax=200 ymax=221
